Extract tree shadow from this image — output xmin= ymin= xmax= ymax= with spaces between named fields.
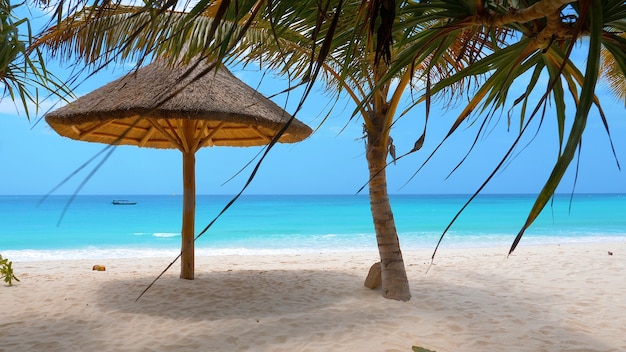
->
xmin=96 ymin=268 xmax=367 ymax=321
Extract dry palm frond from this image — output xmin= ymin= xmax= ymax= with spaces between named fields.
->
xmin=600 ymin=33 xmax=626 ymax=106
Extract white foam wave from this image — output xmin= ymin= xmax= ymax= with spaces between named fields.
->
xmin=5 ymin=246 xmax=378 ymax=262
xmin=4 ymin=248 xmax=179 ymax=261
xmin=6 ymin=234 xmax=626 ymax=262
xmin=153 ymin=232 xmax=180 ymax=238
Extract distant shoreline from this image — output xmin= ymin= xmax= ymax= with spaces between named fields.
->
xmin=2 ymin=192 xmax=625 ymax=197
xmin=7 ymin=238 xmax=626 ymax=263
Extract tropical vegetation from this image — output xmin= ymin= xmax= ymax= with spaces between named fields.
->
xmin=0 ymin=0 xmax=70 ymax=119
xmin=0 ymin=254 xmax=19 ymax=285
xmin=30 ymin=0 xmax=626 ymax=301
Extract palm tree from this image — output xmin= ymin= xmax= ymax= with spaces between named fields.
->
xmin=228 ymin=2 xmax=498 ymax=301
xmin=34 ymin=0 xmax=625 ymax=301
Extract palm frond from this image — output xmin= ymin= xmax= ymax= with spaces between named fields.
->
xmin=600 ymin=33 xmax=626 ymax=106
xmin=509 ymin=0 xmax=604 ymax=254
xmin=1 ymin=0 xmax=73 ymax=119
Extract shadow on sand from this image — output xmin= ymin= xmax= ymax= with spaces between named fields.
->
xmin=96 ymin=268 xmax=368 ymax=320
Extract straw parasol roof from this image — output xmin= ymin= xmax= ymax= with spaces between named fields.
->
xmin=46 ymin=59 xmax=312 ymax=280
xmin=46 ymin=60 xmax=312 ymax=149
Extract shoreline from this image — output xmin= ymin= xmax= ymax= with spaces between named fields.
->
xmin=4 ymin=242 xmax=626 ymax=351
xmin=6 ymin=236 xmax=626 ymax=262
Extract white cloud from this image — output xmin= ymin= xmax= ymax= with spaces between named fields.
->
xmin=0 ymin=96 xmax=66 ymax=118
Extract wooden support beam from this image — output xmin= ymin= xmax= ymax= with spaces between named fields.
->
xmin=196 ymin=121 xmax=225 ymax=151
xmin=180 ymin=119 xmax=197 ymax=280
xmin=70 ymin=120 xmax=116 ymax=139
xmin=139 ymin=125 xmax=157 ymax=147
xmin=146 ymin=118 xmax=184 ymax=150
xmin=249 ymin=126 xmax=273 ymax=143
xmin=162 ymin=118 xmax=186 ymax=151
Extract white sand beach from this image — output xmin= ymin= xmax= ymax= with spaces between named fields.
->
xmin=3 ymin=242 xmax=626 ymax=352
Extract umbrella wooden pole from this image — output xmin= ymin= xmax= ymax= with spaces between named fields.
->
xmin=180 ymin=150 xmax=196 ymax=280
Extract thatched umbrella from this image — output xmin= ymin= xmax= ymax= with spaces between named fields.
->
xmin=46 ymin=59 xmax=312 ymax=279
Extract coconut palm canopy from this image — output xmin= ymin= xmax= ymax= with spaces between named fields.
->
xmin=46 ymin=58 xmax=312 ymax=280
xmin=45 ymin=59 xmax=312 ymax=149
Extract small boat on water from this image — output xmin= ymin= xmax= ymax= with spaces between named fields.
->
xmin=112 ymin=200 xmax=137 ymax=205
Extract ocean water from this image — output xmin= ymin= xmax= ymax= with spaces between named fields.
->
xmin=1 ymin=194 xmax=625 ymax=261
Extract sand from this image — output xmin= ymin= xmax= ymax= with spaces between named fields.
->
xmin=2 ymin=242 xmax=625 ymax=352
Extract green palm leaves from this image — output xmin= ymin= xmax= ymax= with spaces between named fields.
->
xmin=0 ymin=254 xmax=19 ymax=285
xmin=394 ymin=0 xmax=625 ymax=254
xmin=1 ymin=0 xmax=70 ymax=118
xmin=2 ymin=0 xmax=42 ymax=117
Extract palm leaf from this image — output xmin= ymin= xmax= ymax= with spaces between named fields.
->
xmin=600 ymin=33 xmax=626 ymax=105
xmin=508 ymin=0 xmax=604 ymax=254
xmin=1 ymin=0 xmax=73 ymax=119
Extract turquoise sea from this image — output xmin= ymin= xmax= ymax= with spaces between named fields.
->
xmin=1 ymin=194 xmax=625 ymax=261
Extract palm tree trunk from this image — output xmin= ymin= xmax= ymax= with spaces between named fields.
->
xmin=366 ymin=126 xmax=411 ymax=301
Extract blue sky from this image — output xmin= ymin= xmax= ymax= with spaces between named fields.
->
xmin=1 ymin=14 xmax=625 ymax=196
